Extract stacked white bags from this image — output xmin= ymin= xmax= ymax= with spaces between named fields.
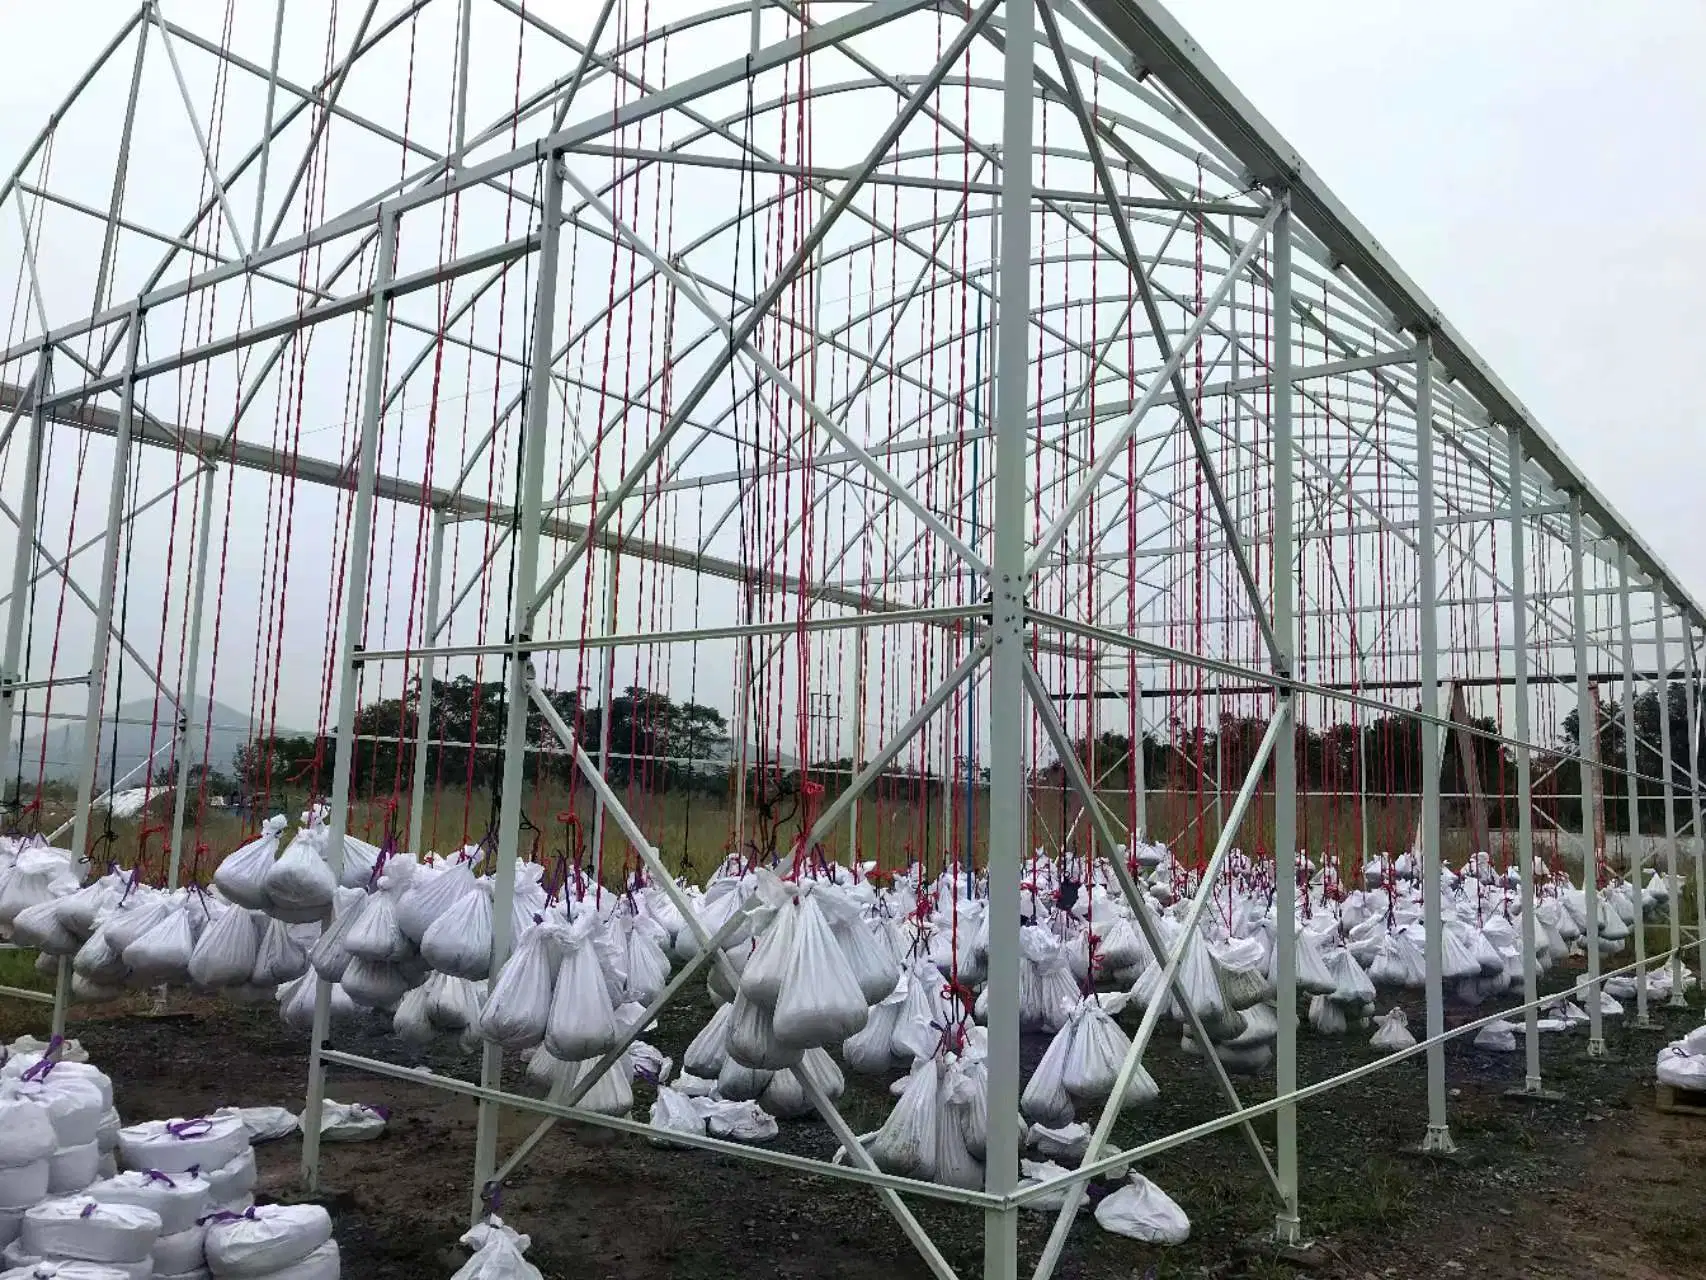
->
xmin=115 ymin=1114 xmax=256 ymax=1218
xmin=203 ymin=1205 xmax=337 ymax=1279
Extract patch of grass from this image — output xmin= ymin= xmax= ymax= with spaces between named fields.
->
xmin=1304 ymin=1156 xmax=1416 ymax=1236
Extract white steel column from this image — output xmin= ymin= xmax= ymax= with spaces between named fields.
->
xmin=408 ymin=509 xmax=446 ymax=852
xmin=166 ymin=463 xmax=219 ymax=890
xmin=1414 ymin=335 xmax=1454 ymax=1152
xmin=0 ymin=355 xmax=48 ymax=783
xmin=1653 ymin=588 xmax=1685 ymax=1006
xmin=984 ymin=2 xmax=1032 ymax=1274
xmin=1617 ymin=548 xmax=1655 ymax=1028
xmin=1569 ymin=496 xmax=1606 ymax=1057
xmin=303 ymin=211 xmax=398 ymax=1190
xmin=1504 ymin=431 xmax=1545 ymax=1094
xmin=843 ymin=622 xmax=867 ymax=862
xmin=470 ymin=153 xmax=565 ymax=1222
xmin=70 ymin=311 xmax=142 ymax=868
xmin=1270 ymin=194 xmax=1303 ymax=1241
xmin=1684 ymin=632 xmax=1706 ymax=980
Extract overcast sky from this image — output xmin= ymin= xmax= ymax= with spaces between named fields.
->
xmin=1167 ymin=0 xmax=1706 ymax=603
xmin=0 ymin=0 xmax=1702 ymax=784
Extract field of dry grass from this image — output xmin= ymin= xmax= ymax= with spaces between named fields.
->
xmin=16 ymin=777 xmax=1569 ymax=889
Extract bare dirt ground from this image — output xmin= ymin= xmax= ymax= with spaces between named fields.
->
xmin=3 ymin=960 xmax=1704 ymax=1280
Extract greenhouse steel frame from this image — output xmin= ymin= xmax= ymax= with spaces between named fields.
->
xmin=0 ymin=1 xmax=1704 ymax=1277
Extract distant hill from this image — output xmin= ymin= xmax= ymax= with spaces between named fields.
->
xmin=16 ymin=694 xmax=302 ymax=784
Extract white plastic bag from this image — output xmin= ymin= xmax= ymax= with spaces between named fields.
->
xmin=1021 ymin=1019 xmax=1077 ymax=1127
xmin=771 ymin=895 xmax=868 ymax=1050
xmin=1473 ymin=1020 xmax=1518 ymax=1053
xmin=85 ymin=1170 xmax=212 ymax=1236
xmin=262 ymin=818 xmax=337 ymax=923
xmin=868 ymin=1062 xmax=938 ymax=1178
xmin=188 ymin=904 xmax=260 ymax=990
xmin=305 ymin=1099 xmax=388 ymax=1143
xmin=1657 ymin=1044 xmax=1706 ymax=1091
xmin=1369 ymin=1007 xmax=1416 ymax=1052
xmin=1093 ymin=1172 xmax=1190 ymax=1244
xmin=203 ymin=1203 xmax=331 ymax=1276
xmin=451 ymin=1217 xmax=542 ymax=1280
xmin=21 ymin=1196 xmax=161 ymax=1265
xmin=420 ymin=884 xmax=495 ymax=981
xmin=122 ymin=904 xmax=196 ymax=985
xmin=476 ymin=922 xmax=560 ymax=1052
xmin=543 ymin=919 xmax=618 ymax=1064
xmin=212 ymin=819 xmax=287 ymax=910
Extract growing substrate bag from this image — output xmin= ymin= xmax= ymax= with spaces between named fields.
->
xmin=420 ymin=883 xmax=495 ymax=981
xmin=261 ymin=817 xmax=337 ymax=924
xmin=202 ymin=1204 xmax=331 ymax=1277
xmin=85 ymin=1171 xmax=211 ymax=1237
xmin=1093 ymin=1172 xmax=1190 ymax=1244
xmin=770 ymin=894 xmax=868 ymax=1051
xmin=115 ymin=1115 xmax=247 ymax=1177
xmin=451 ymin=1216 xmax=542 ymax=1280
xmin=543 ymin=917 xmax=618 ymax=1064
xmin=21 ymin=1198 xmax=161 ymax=1265
xmin=188 ymin=904 xmax=261 ymax=990
xmin=212 ymin=818 xmax=287 ymax=911
xmin=476 ymin=922 xmax=561 ymax=1052
xmin=1369 ymin=1007 xmax=1416 ymax=1052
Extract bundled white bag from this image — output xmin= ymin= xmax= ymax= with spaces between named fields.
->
xmin=771 ymin=894 xmax=870 ymax=1051
xmin=451 ymin=1216 xmax=542 ymax=1280
xmin=1657 ymin=1043 xmax=1706 ymax=1091
xmin=0 ymin=1091 xmax=57 ymax=1165
xmin=277 ymin=974 xmax=360 ymax=1033
xmin=21 ymin=1197 xmax=161 ymax=1264
xmin=306 ymin=889 xmax=367 ymax=984
xmin=1473 ymin=1020 xmax=1519 ymax=1053
xmin=543 ymin=917 xmax=618 ymax=1064
xmin=342 ymin=869 xmax=413 ymax=962
xmin=304 ymin=1100 xmax=387 ymax=1143
xmin=1093 ymin=1172 xmax=1190 ymax=1244
xmin=1369 ymin=1007 xmax=1416 ymax=1052
xmin=188 ymin=904 xmax=261 ymax=990
xmin=476 ymin=922 xmax=561 ymax=1052
xmin=1060 ymin=994 xmax=1156 ymax=1108
xmin=339 ymin=956 xmax=411 ymax=1010
xmin=682 ymin=1003 xmax=734 ymax=1079
xmin=726 ymin=993 xmax=800 ymax=1071
xmin=1307 ymin=995 xmax=1347 ymax=1036
xmin=1027 ymin=1121 xmax=1091 ymax=1162
xmin=5 ymin=1078 xmax=102 ymax=1150
xmin=212 ymin=819 xmax=287 ymax=910
xmin=122 ymin=902 xmax=196 ymax=985
xmin=420 ymin=884 xmax=495 ymax=981
xmin=0 ymin=850 xmax=80 ymax=930
xmin=205 ymin=1108 xmax=295 ymax=1149
xmin=428 ymin=975 xmax=485 ymax=1033
xmin=86 ymin=1171 xmax=211 ymax=1237
xmin=202 ymin=1204 xmax=331 ymax=1277
xmin=11 ymin=898 xmax=80 ymax=955
xmin=699 ymin=1098 xmax=779 ymax=1142
xmin=868 ymin=1062 xmax=938 ymax=1178
xmin=647 ymin=1086 xmax=703 ymax=1147
xmin=115 ymin=1115 xmax=247 ymax=1177
xmin=842 ymin=985 xmax=905 ymax=1074
xmin=250 ymin=919 xmax=308 ymax=987
xmin=398 ymin=857 xmax=478 ymax=946
xmin=1021 ymin=1019 xmax=1076 ymax=1127
xmin=262 ymin=815 xmax=337 ymax=923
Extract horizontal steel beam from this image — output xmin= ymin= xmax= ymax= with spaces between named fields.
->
xmin=0 ymin=381 xmax=907 ymax=617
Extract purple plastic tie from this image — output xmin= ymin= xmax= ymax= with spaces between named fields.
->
xmin=19 ymin=1056 xmax=55 ymax=1083
xmin=370 ymin=1104 xmax=392 ymax=1122
xmin=197 ymin=1206 xmax=260 ymax=1226
xmin=167 ymin=1118 xmax=214 ymax=1140
xmin=143 ymin=1170 xmax=177 ymax=1188
xmin=81 ymin=1203 xmax=98 ymax=1218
